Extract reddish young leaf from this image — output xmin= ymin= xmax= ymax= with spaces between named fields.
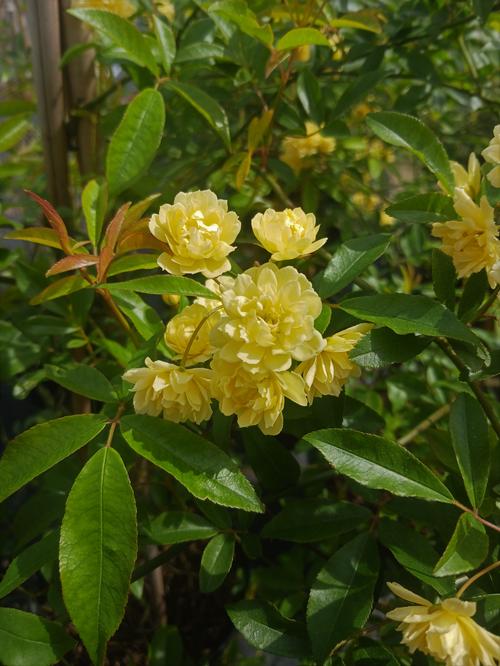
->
xmin=97 ymin=202 xmax=131 ymax=283
xmin=24 ymin=190 xmax=72 ymax=254
xmin=46 ymin=255 xmax=99 ymax=277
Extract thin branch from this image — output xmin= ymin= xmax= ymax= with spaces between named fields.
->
xmin=456 ymin=560 xmax=500 ymax=598
xmin=397 ymin=403 xmax=451 ymax=446
xmin=454 ymin=500 xmax=500 ymax=535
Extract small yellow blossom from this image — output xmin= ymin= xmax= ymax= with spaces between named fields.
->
xmin=149 ymin=190 xmax=241 ymax=278
xmin=162 ymin=293 xmax=181 ymax=307
xmin=432 ymin=188 xmax=500 ymax=286
xmin=212 ymin=262 xmax=325 ymax=373
xmin=72 ymin=0 xmax=135 ymax=17
xmin=165 ymin=303 xmax=215 ymax=365
xmin=123 ymin=358 xmax=213 ymax=424
xmin=155 ymin=0 xmax=175 ymax=22
xmin=251 ymin=207 xmax=327 ymax=261
xmin=296 ymin=324 xmax=372 ymax=403
xmin=295 ymin=44 xmax=311 ymax=62
xmin=212 ymin=356 xmax=307 ymax=435
xmin=280 ymin=122 xmax=336 ymax=174
xmin=450 ymin=153 xmax=481 ymax=200
xmin=379 ymin=208 xmax=395 ymax=226
xmin=482 ymin=125 xmax=500 ymax=187
xmin=352 ymin=191 xmax=382 ymax=213
xmin=386 ymin=582 xmax=500 ymax=666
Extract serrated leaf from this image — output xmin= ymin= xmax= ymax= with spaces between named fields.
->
xmin=307 ymin=534 xmax=379 ymax=662
xmin=386 ymin=193 xmax=455 ymax=223
xmin=305 ymin=428 xmax=454 ymax=503
xmin=106 ymin=89 xmax=165 ymax=196
xmin=199 ymin=533 xmax=235 ymax=593
xmin=339 ymin=293 xmax=481 ymax=347
xmin=434 ymin=514 xmax=488 ymax=577
xmin=0 ymin=531 xmax=59 ymax=599
xmin=144 ymin=511 xmax=217 ymax=544
xmin=165 ymin=81 xmax=230 ymax=149
xmin=0 ymin=414 xmax=108 ymax=503
xmin=5 ymin=227 xmax=64 ymax=249
xmin=82 ymin=179 xmax=108 ymax=248
xmin=449 ymin=394 xmax=490 ymax=509
xmin=227 ymin=600 xmax=310 ymax=658
xmin=366 ymin=112 xmax=454 ymax=194
xmin=60 ymin=448 xmax=137 ymax=666
xmin=121 ymin=415 xmax=263 ymax=512
xmin=314 ymin=234 xmax=390 ymax=298
xmin=0 ymin=608 xmax=75 ymax=666
xmin=105 ymin=274 xmax=220 ymax=299
xmin=350 ymin=328 xmax=429 ymax=368
xmin=276 ymin=27 xmax=330 ymax=50
xmin=262 ymin=499 xmax=371 ymax=543
xmin=68 ymin=9 xmax=159 ymax=75
xmin=45 ymin=364 xmax=117 ymax=403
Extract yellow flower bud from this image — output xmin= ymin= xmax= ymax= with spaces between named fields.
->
xmin=149 ymin=190 xmax=241 ymax=278
xmin=386 ymin=582 xmax=500 ymax=666
xmin=123 ymin=358 xmax=213 ymax=424
xmin=482 ymin=125 xmax=500 ymax=187
xmin=165 ymin=303 xmax=215 ymax=365
xmin=162 ymin=293 xmax=181 ymax=307
xmin=450 ymin=153 xmax=481 ymax=200
xmin=251 ymin=207 xmax=327 ymax=261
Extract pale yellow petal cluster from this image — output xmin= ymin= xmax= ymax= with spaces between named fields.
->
xmin=251 ymin=207 xmax=327 ymax=261
xmin=296 ymin=324 xmax=372 ymax=403
xmin=213 ymin=262 xmax=325 ymax=374
xmin=432 ymin=188 xmax=500 ymax=286
xmin=280 ymin=122 xmax=336 ymax=174
xmin=149 ymin=190 xmax=241 ymax=278
xmin=123 ymin=358 xmax=213 ymax=424
xmin=387 ymin=582 xmax=500 ymax=666
xmin=212 ymin=356 xmax=307 ymax=435
xmin=482 ymin=125 xmax=500 ymax=187
xmin=164 ymin=303 xmax=215 ymax=365
xmin=450 ymin=153 xmax=481 ymax=200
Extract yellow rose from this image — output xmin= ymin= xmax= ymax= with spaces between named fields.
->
xmin=212 ymin=262 xmax=325 ymax=373
xmin=212 ymin=356 xmax=306 ymax=435
xmin=386 ymin=582 xmax=500 ymax=666
xmin=432 ymin=188 xmax=500 ymax=286
xmin=280 ymin=122 xmax=336 ymax=174
xmin=450 ymin=153 xmax=481 ymax=200
xmin=123 ymin=358 xmax=213 ymax=424
xmin=149 ymin=190 xmax=241 ymax=278
xmin=251 ymin=207 xmax=327 ymax=261
xmin=296 ymin=324 xmax=372 ymax=402
xmin=164 ymin=303 xmax=215 ymax=365
xmin=481 ymin=125 xmax=500 ymax=187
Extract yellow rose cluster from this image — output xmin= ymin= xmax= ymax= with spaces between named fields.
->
xmin=124 ymin=190 xmax=370 ymax=434
xmin=280 ymin=121 xmax=336 ymax=174
xmin=432 ymin=127 xmax=500 ymax=288
xmin=387 ymin=582 xmax=500 ymax=666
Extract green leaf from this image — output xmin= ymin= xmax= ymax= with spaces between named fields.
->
xmin=366 ymin=112 xmax=454 ymax=194
xmin=350 ymin=328 xmax=429 ymax=368
xmin=45 ymin=364 xmax=117 ymax=403
xmin=458 ymin=270 xmax=489 ymax=322
xmin=432 ymin=249 xmax=456 ymax=309
xmin=379 ymin=519 xmax=454 ymax=595
xmin=314 ymin=303 xmax=332 ymax=335
xmin=0 ymin=531 xmax=59 ymax=599
xmin=144 ymin=511 xmax=217 ymax=544
xmin=111 ymin=290 xmax=163 ymax=340
xmin=0 ymin=608 xmax=75 ymax=666
xmin=165 ymin=81 xmax=230 ymax=150
xmin=434 ymin=514 xmax=488 ymax=577
xmin=82 ymin=179 xmax=108 ymax=248
xmin=175 ymin=42 xmax=226 ymax=63
xmin=386 ymin=193 xmax=455 ymax=223
xmin=276 ymin=27 xmax=330 ymax=50
xmin=106 ymin=88 xmax=165 ymax=196
xmin=0 ymin=414 xmax=108 ymax=503
xmin=209 ymin=1 xmax=273 ymax=46
xmin=153 ymin=15 xmax=176 ymax=74
xmin=307 ymin=534 xmax=379 ymax=663
xmin=339 ymin=293 xmax=480 ymax=347
xmin=449 ymin=394 xmax=490 ymax=509
xmin=148 ymin=626 xmax=183 ymax=666
xmin=105 ymin=274 xmax=220 ymax=299
xmin=243 ymin=428 xmax=300 ymax=491
xmin=226 ymin=600 xmax=310 ymax=658
xmin=305 ymin=428 xmax=454 ymax=503
xmin=199 ymin=533 xmax=235 ymax=593
xmin=121 ymin=415 xmax=263 ymax=512
xmin=333 ymin=70 xmax=385 ymax=118
xmin=262 ymin=499 xmax=371 ymax=543
xmin=30 ymin=275 xmax=89 ymax=305
xmin=314 ymin=234 xmax=390 ymax=298
xmin=68 ymin=9 xmax=159 ymax=75
xmin=0 ymin=115 xmax=30 ymax=151
xmin=107 ymin=254 xmax=159 ymax=277
xmin=60 ymin=448 xmax=137 ymax=666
